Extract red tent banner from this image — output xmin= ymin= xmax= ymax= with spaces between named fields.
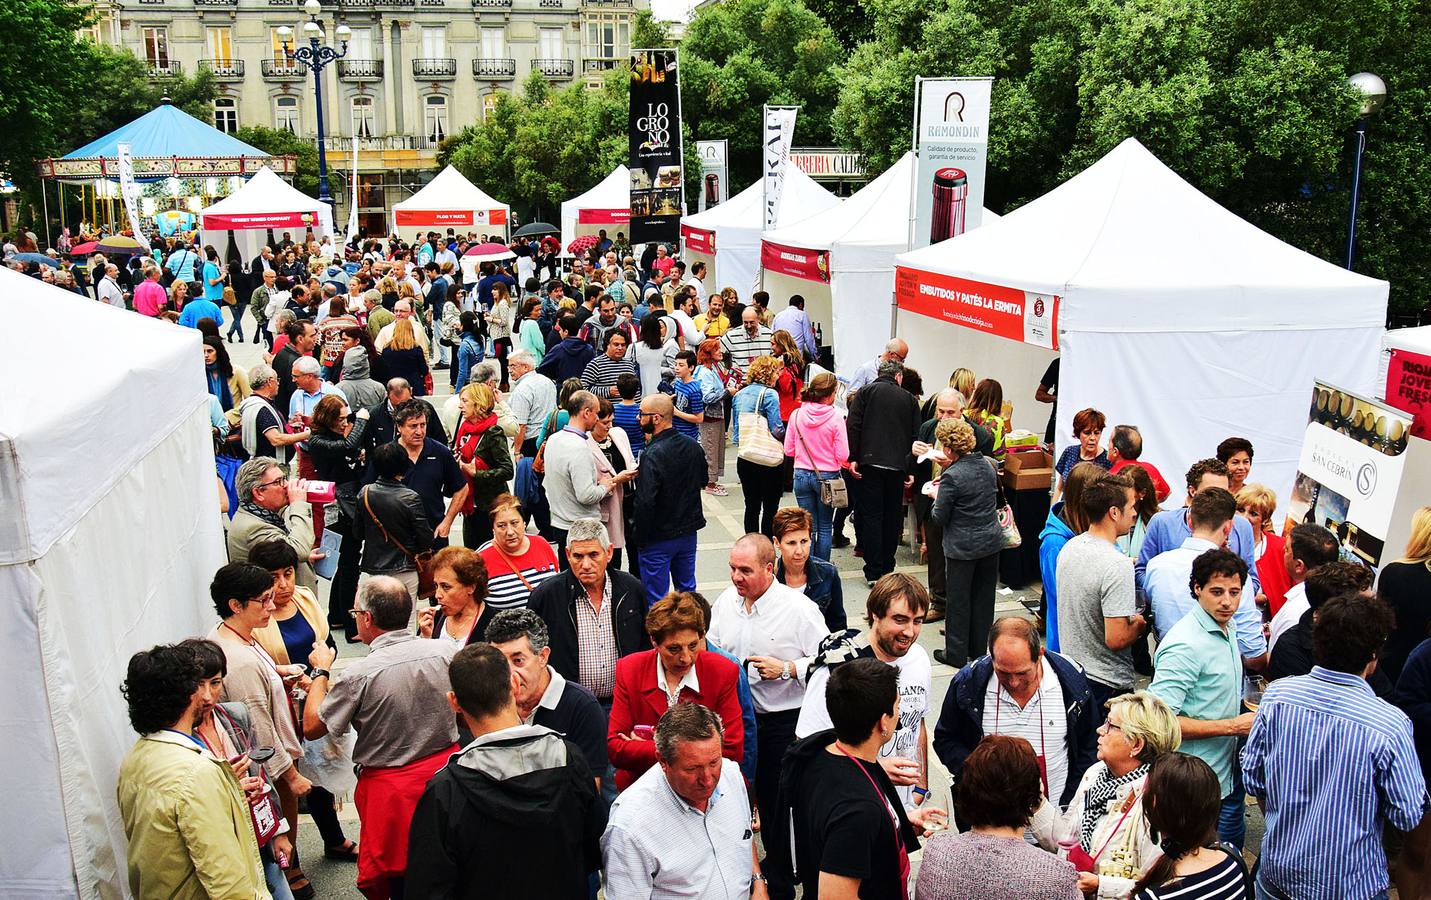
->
xmin=202 ymin=211 xmax=316 ymax=231
xmin=761 ymin=241 xmax=829 ymax=283
xmin=681 ymin=224 xmax=714 ymax=255
xmin=895 ymin=267 xmax=1060 ymax=350
xmin=578 ymin=209 xmax=630 ymax=225
xmin=1386 ymin=348 xmax=1431 ymax=439
xmin=394 ymin=209 xmax=507 ymax=227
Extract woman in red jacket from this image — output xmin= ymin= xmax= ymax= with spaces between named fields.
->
xmin=607 ymin=592 xmax=745 ymax=791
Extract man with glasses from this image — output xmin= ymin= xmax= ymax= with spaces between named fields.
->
xmin=227 ymin=457 xmax=319 ymax=591
xmin=632 ymin=394 xmax=708 ymax=605
xmin=844 ymin=338 xmax=909 ymax=396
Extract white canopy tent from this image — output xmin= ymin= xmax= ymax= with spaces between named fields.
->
xmin=200 ymin=165 xmax=334 ymax=262
xmin=0 ymin=269 xmax=224 ymax=898
xmin=681 ymin=166 xmax=841 ymax=297
xmin=392 ymin=165 xmax=511 ymax=241
xmin=760 ymin=152 xmax=997 ymax=377
xmin=561 ymin=165 xmax=630 ymax=255
xmin=892 ymin=138 xmax=1388 ymax=507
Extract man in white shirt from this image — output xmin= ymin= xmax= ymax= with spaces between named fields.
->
xmin=669 ymin=291 xmax=703 ymax=349
xmin=1266 ymin=523 xmax=1341 ymax=650
xmin=770 ymin=294 xmax=817 ymax=360
xmin=684 ymin=260 xmax=707 ymax=305
xmin=795 ymin=573 xmax=932 ymax=807
xmin=374 ymin=299 xmax=430 ymax=353
xmin=844 ymin=338 xmax=909 ymax=395
xmin=507 ymin=349 xmax=557 ymax=458
xmin=603 ymin=703 xmax=766 ymax=900
xmin=97 ymin=263 xmax=125 ymax=308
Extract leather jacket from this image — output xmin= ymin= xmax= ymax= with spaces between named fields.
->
xmin=359 ymin=478 xmax=432 ymax=573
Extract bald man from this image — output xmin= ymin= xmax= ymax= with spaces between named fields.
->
xmin=374 ymin=298 xmax=430 ymax=353
xmin=633 ymin=392 xmax=709 ymax=605
xmin=846 ymin=338 xmax=910 ymax=395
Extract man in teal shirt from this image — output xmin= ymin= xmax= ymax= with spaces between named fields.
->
xmin=1149 ymin=548 xmax=1256 ymax=848
xmin=201 ymin=247 xmax=226 ymax=303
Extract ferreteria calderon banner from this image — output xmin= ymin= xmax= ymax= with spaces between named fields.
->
xmin=629 ymin=49 xmax=684 ymax=245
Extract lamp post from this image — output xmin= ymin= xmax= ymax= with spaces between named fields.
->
xmin=278 ymin=0 xmax=351 ymax=210
xmin=1344 ymin=71 xmax=1387 ymax=270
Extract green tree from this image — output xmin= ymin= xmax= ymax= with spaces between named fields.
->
xmin=233 ymin=125 xmax=321 ymax=197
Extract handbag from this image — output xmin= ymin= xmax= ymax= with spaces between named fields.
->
xmin=998 ymin=502 xmax=1022 ymax=549
xmin=737 ymin=388 xmax=785 ymax=467
xmin=793 ymin=415 xmax=848 ymax=509
xmin=362 ymin=486 xmax=436 ymax=598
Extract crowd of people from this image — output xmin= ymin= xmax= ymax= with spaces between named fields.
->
xmin=22 ymin=222 xmax=1431 ymax=900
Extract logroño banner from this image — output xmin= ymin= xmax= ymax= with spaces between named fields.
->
xmin=910 ymin=77 xmax=993 ymax=250
xmin=629 ymin=49 xmax=684 ymax=245
xmin=894 ymin=267 xmax=1058 ymax=350
xmin=697 ymin=140 xmax=729 ymax=212
xmin=762 ymin=106 xmax=799 ymax=232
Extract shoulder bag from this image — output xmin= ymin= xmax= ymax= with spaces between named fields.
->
xmin=992 ymin=458 xmax=1021 ymax=549
xmin=793 ymin=414 xmax=848 ymax=509
xmin=362 ymin=486 xmax=436 ymax=598
xmin=737 ymin=387 xmax=785 ymax=467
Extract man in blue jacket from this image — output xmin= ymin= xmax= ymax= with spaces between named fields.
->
xmin=933 ymin=616 xmax=1099 ymax=812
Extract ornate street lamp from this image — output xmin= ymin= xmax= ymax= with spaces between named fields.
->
xmin=278 ymin=0 xmax=352 ymax=210
xmin=1345 ymin=71 xmax=1387 ymax=270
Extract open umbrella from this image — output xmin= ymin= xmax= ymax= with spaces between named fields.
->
xmin=513 ymin=221 xmax=559 ymax=238
xmin=567 ymin=234 xmax=600 ymax=256
xmin=68 ymin=241 xmax=99 ymax=256
xmin=463 ymin=241 xmax=516 ymax=263
xmin=97 ymin=235 xmax=146 ymax=254
xmin=13 ymin=252 xmax=59 ymax=268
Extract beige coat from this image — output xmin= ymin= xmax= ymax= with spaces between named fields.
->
xmin=226 ymin=503 xmax=316 ymax=590
xmin=208 ymin=623 xmax=304 ymax=779
xmin=253 ymin=586 xmax=330 ymax=665
xmin=1030 ymin=762 xmax=1161 ymax=899
xmin=589 ymin=427 xmax=636 ymax=550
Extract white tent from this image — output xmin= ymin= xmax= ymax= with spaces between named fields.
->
xmin=392 ymin=165 xmax=511 ymax=241
xmin=0 ymin=269 xmax=224 ymax=897
xmin=561 ymin=165 xmax=630 ymax=255
xmin=760 ymin=152 xmax=998 ymax=377
xmin=200 ymin=165 xmax=334 ymax=261
xmin=681 ymin=166 xmax=842 ymax=297
xmin=892 ymin=137 xmax=1388 ymax=508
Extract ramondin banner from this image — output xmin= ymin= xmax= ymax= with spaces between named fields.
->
xmin=910 ymin=77 xmax=992 ymax=250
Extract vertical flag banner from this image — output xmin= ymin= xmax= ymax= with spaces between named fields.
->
xmin=115 ymin=142 xmax=151 ymax=251
xmin=910 ymin=77 xmax=992 ymax=250
xmin=762 ymin=106 xmax=800 ymax=232
xmin=696 ymin=139 xmax=729 ymax=212
xmin=345 ymin=136 xmax=359 ymax=244
xmin=629 ymin=49 xmax=684 ymax=244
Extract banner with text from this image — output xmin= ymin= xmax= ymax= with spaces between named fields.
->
xmin=895 ymin=267 xmax=1058 ymax=350
xmin=1385 ymin=348 xmax=1431 ymax=439
xmin=394 ymin=209 xmax=508 ymax=228
xmin=629 ymin=49 xmax=683 ymax=245
xmin=681 ymin=223 xmax=715 ymax=255
xmin=761 ymin=241 xmax=829 ymax=283
xmin=762 ymin=106 xmax=800 ymax=232
xmin=697 ymin=139 xmax=729 ymax=212
xmin=115 ymin=143 xmax=151 ymax=252
xmin=911 ymin=77 xmax=993 ymax=250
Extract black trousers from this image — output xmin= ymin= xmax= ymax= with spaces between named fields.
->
xmin=328 ymin=524 xmax=363 ymax=638
xmin=854 ymin=466 xmax=905 ymax=581
xmin=462 ymin=509 xmax=493 ymax=550
xmin=306 ymin=786 xmax=349 ymax=850
xmin=756 ymin=708 xmax=801 ymax=900
xmin=943 ymin=552 xmax=999 ymax=667
xmin=737 ymin=457 xmax=785 ymax=537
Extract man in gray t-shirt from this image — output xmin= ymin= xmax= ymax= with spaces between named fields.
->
xmin=1054 ymin=474 xmax=1146 ymax=713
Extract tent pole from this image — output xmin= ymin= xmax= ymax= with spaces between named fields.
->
xmin=59 ymin=183 xmax=65 ymax=237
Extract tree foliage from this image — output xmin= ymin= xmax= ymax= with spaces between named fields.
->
xmin=233 ymin=126 xmax=320 ymax=197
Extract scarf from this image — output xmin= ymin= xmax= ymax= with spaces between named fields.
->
xmin=455 ymin=413 xmax=497 ymax=515
xmin=1080 ymin=763 xmax=1149 ymax=851
xmin=206 ymin=363 xmax=234 ymax=411
xmin=239 ymin=500 xmax=286 ymax=530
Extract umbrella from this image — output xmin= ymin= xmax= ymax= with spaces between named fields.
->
xmin=463 ymin=241 xmax=516 ymax=263
xmin=97 ymin=235 xmax=146 ymax=254
xmin=567 ymin=234 xmax=600 ymax=256
xmin=513 ymin=221 xmax=559 ymax=238
xmin=69 ymin=241 xmax=99 ymax=256
xmin=13 ymin=252 xmax=59 ymax=268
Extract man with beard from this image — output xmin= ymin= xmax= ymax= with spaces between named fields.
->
xmin=795 ymin=573 xmax=933 ymax=809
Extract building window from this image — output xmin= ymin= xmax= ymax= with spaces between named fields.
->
xmin=274 ymin=96 xmax=300 ymax=134
xmin=213 ymin=97 xmax=238 ymax=134
xmin=351 ymin=96 xmax=375 ymax=139
xmin=346 ymin=27 xmax=373 ymax=59
xmin=142 ymin=27 xmax=169 ymax=67
xmin=538 ymin=27 xmax=563 ymax=59
xmin=206 ymin=26 xmax=233 ymax=66
xmin=480 ymin=27 xmax=505 ymax=59
xmin=270 ymin=26 xmax=297 ymax=61
xmin=424 ymin=95 xmax=448 ymax=147
xmin=482 ymin=92 xmax=501 ymax=123
xmin=421 ymin=26 xmax=445 ymax=59
xmin=584 ymin=13 xmax=630 ymax=62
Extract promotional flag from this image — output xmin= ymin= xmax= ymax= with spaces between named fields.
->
xmin=762 ymin=106 xmax=799 ymax=232
xmin=910 ymin=78 xmax=992 ymax=249
xmin=115 ymin=143 xmax=151 ymax=252
xmin=345 ymin=135 xmax=359 ymax=244
xmin=696 ymin=139 xmax=728 ymax=212
xmin=629 ymin=49 xmax=683 ymax=244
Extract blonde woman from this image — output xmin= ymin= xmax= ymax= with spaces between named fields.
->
xmin=169 ymin=278 xmax=188 ymax=312
xmin=1034 ymin=691 xmax=1182 ymax=899
xmin=1380 ymin=505 xmax=1431 ymax=682
xmin=453 ymin=382 xmax=515 ymax=550
xmin=380 ymin=318 xmax=430 ymax=396
xmin=1235 ymin=483 xmax=1292 ymax=616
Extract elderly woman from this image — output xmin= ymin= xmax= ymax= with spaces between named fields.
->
xmin=1235 ymin=483 xmax=1292 ymax=618
xmin=917 ymin=735 xmax=1080 ymax=900
xmin=453 ymin=382 xmax=515 ymax=550
xmin=1055 ymin=407 xmax=1111 ymax=493
xmin=931 ymin=416 xmax=1002 ymax=668
xmin=606 ymin=592 xmax=745 ymax=790
xmin=730 ymin=355 xmax=788 ymax=536
xmin=773 ymin=506 xmax=845 ymax=633
xmin=477 ymin=493 xmax=561 ymax=609
xmin=417 ymin=545 xmax=496 ymax=647
xmin=1034 ymin=691 xmax=1182 ymax=900
xmin=590 ymin=397 xmax=638 ymax=571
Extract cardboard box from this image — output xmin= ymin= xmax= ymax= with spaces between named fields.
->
xmin=1003 ymin=449 xmax=1054 ymax=491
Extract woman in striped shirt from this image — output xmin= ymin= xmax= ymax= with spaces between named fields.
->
xmin=1131 ymin=753 xmax=1249 ymax=900
xmin=477 ymin=493 xmax=560 ymax=609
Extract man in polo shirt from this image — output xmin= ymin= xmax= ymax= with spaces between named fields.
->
xmin=487 ymin=608 xmax=609 ymax=788
xmin=603 ymin=703 xmax=765 ymax=900
xmin=507 ymin=349 xmax=557 ymax=459
xmin=1136 ymin=458 xmax=1261 ymax=596
xmin=719 ymin=307 xmax=774 ymax=381
xmin=304 ymin=577 xmax=460 ymax=900
xmin=844 ymin=338 xmax=908 ymax=396
xmin=1149 ymin=549 xmax=1257 ymax=848
xmin=379 ymin=399 xmax=465 ymax=550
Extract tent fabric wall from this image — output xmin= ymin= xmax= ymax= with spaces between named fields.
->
xmin=560 ymin=165 xmax=630 ymax=255
xmin=391 ymin=166 xmax=511 ymax=239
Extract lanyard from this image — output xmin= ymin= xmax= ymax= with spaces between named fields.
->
xmin=834 ymin=743 xmax=909 ymax=900
xmin=994 ymin=684 xmax=1049 ymax=798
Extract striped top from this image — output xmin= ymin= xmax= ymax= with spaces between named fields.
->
xmin=1132 ymin=852 xmax=1246 ymax=899
xmin=581 ymin=354 xmax=638 ymax=399
xmin=1243 ymin=666 xmax=1429 ymax=900
xmin=719 ymin=325 xmax=772 ymax=374
xmin=477 ymin=538 xmax=561 ymax=610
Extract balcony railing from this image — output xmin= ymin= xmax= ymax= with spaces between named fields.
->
xmin=412 ymin=57 xmax=457 ymax=78
xmin=199 ymin=59 xmax=245 ymax=80
xmin=532 ymin=58 xmax=574 ymax=78
xmin=336 ymin=58 xmax=383 ymax=81
xmin=322 ymin=135 xmax=424 ymax=151
xmin=194 ymin=0 xmax=238 ymax=5
xmin=539 ymin=0 xmax=564 ymax=6
xmin=472 ymin=0 xmax=512 ymax=6
xmin=261 ymin=58 xmax=306 ymax=80
xmin=473 ymin=57 xmax=516 ymax=78
xmin=147 ymin=61 xmax=182 ymax=77
xmin=583 ymin=58 xmax=619 ymax=73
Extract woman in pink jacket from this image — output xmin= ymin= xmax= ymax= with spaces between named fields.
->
xmin=783 ymin=372 xmax=849 ymax=561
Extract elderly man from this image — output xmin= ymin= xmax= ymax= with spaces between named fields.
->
xmin=228 ymin=457 xmax=318 ymax=590
xmin=933 ymin=616 xmax=1099 ymax=812
xmin=719 ymin=306 xmax=774 ymax=380
xmin=304 ymin=577 xmax=460 ymax=900
xmin=633 ymin=392 xmax=707 ymax=602
xmin=407 ymin=643 xmax=606 ymax=900
xmin=707 ymin=534 xmax=829 ymax=895
xmin=363 ymin=377 xmax=446 ymax=452
xmin=133 ymin=265 xmax=168 ymax=317
xmin=507 ymin=348 xmax=557 ymax=458
xmin=364 ymin=289 xmax=394 ymax=340
xmin=544 ymin=390 xmax=632 ymax=558
xmin=97 ymin=262 xmax=126 ymax=309
xmin=235 ymin=365 xmax=309 ymax=466
xmin=1106 ymin=424 xmax=1171 ymax=503
xmin=603 ymin=704 xmax=766 ymax=900
xmin=249 ymin=267 xmax=280 ymax=347
xmin=848 ymin=358 xmax=921 ymax=584
xmin=845 ymin=337 xmax=909 ymax=396
xmin=288 ymin=356 xmax=342 ymax=422
xmin=375 ymin=299 xmax=430 ymax=353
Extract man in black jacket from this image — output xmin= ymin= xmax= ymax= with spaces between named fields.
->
xmin=633 ymin=393 xmax=708 ymax=606
xmin=407 ymin=643 xmax=605 ymax=900
xmin=847 ymin=359 xmax=921 ymax=584
xmin=363 ymin=377 xmax=447 ymax=452
xmin=273 ymin=318 xmax=318 ymax=414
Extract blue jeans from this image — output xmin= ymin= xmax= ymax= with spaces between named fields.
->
xmin=793 ymin=469 xmax=839 ymax=561
xmin=225 ymin=304 xmax=244 ymax=340
xmin=1219 ymin=790 xmax=1246 ymax=850
xmin=264 ymin=858 xmax=295 ymax=900
xmin=639 ymin=533 xmax=697 ymax=607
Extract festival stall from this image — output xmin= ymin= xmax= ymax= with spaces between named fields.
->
xmin=680 ymin=166 xmax=841 ymax=297
xmin=759 ymin=152 xmax=997 ymax=378
xmin=560 ymin=165 xmax=630 ymax=256
xmin=391 ymin=165 xmax=511 ymax=242
xmin=0 ymin=269 xmax=224 ymax=897
xmin=892 ymin=138 xmax=1388 ymax=508
xmin=199 ymin=165 xmax=334 ymax=262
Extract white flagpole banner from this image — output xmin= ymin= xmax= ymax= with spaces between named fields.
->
xmin=762 ymin=106 xmax=799 ymax=232
xmin=115 ymin=142 xmax=151 ymax=252
xmin=911 ymin=77 xmax=992 ymax=250
xmin=346 ymin=136 xmax=359 ymax=244
xmin=696 ymin=139 xmax=729 ymax=212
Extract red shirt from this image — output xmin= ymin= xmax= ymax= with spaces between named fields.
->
xmin=1258 ymin=530 xmax=1294 ymax=616
xmin=1110 ymin=458 xmax=1171 ymax=503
